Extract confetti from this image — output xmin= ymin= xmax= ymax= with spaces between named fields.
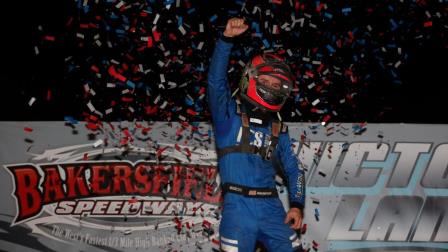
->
xmin=314 ymin=208 xmax=320 ymax=221
xmin=24 ymin=127 xmax=33 ymax=133
xmin=93 ymin=139 xmax=103 ymax=148
xmin=26 ymin=0 xmax=447 ymax=124
xmin=28 ymin=97 xmax=36 ymax=107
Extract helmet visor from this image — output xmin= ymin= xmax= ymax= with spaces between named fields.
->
xmin=256 ymin=75 xmax=288 ymax=106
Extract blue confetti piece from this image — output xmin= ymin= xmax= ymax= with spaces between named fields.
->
xmin=187 ymin=8 xmax=195 ymax=14
xmin=324 ymin=12 xmax=333 ymax=19
xmin=390 ymin=70 xmax=398 ymax=78
xmin=314 ymin=208 xmax=320 ymax=221
xmin=235 ymin=0 xmax=245 ymax=6
xmin=110 ymin=12 xmax=119 ymax=19
xmin=104 ymin=24 xmax=111 ymax=31
xmin=185 ymin=97 xmax=194 ymax=106
xmin=64 ymin=116 xmax=78 ymax=124
xmin=115 ymin=29 xmax=125 ymax=34
xmin=389 ymin=19 xmax=398 ymax=31
xmin=209 ymin=15 xmax=217 ymax=23
xmin=251 ymin=22 xmax=260 ymax=33
xmin=178 ymin=16 xmax=183 ymax=27
xmin=342 ymin=7 xmax=351 ymax=14
xmin=126 ymin=80 xmax=136 ymax=89
xmin=326 ymin=44 xmax=336 ymax=54
xmin=387 ymin=43 xmax=397 ymax=48
xmin=262 ymin=39 xmax=270 ymax=48
xmin=194 ymin=105 xmax=203 ymax=112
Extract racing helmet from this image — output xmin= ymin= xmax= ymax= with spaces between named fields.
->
xmin=239 ymin=53 xmax=294 ymax=112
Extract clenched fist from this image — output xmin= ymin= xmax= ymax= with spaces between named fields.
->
xmin=223 ymin=18 xmax=249 ymax=38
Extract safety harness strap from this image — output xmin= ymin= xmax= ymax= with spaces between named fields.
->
xmin=216 ymin=113 xmax=282 ymax=160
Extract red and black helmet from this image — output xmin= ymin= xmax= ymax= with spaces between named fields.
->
xmin=239 ymin=53 xmax=294 ymax=112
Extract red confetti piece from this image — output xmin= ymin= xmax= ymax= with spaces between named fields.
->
xmin=424 ymin=21 xmax=433 ymax=27
xmin=301 ymin=223 xmax=307 ymax=234
xmin=142 ymin=127 xmax=151 ymax=134
xmin=305 ymin=71 xmax=314 ymax=78
xmin=147 ymin=37 xmax=153 ymax=47
xmin=107 ymin=65 xmax=127 ymax=82
xmin=24 ymin=127 xmax=33 ymax=133
xmin=46 ymin=89 xmax=52 ymax=101
xmin=107 ymin=122 xmax=115 ymax=131
xmin=121 ymin=97 xmax=134 ymax=102
xmin=128 ymin=197 xmax=138 ymax=204
xmin=187 ymin=109 xmax=198 ymax=116
xmin=176 ymin=127 xmax=184 ymax=136
xmin=202 ymin=220 xmax=211 ymax=229
xmin=156 ymin=146 xmax=169 ymax=157
xmin=90 ymin=65 xmax=100 ymax=73
xmin=83 ymin=153 xmax=88 ymax=160
xmin=184 ymin=148 xmax=192 ymax=157
xmin=120 ymin=137 xmax=129 ymax=146
xmin=123 ymin=128 xmax=131 ymax=138
xmin=152 ymin=30 xmax=161 ymax=42
xmin=43 ymin=35 xmax=55 ymax=41
xmin=145 ymin=106 xmax=158 ymax=115
xmin=89 ymin=115 xmax=98 ymax=122
xmin=86 ymin=122 xmax=99 ymax=130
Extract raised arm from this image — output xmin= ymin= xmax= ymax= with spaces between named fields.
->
xmin=207 ymin=18 xmax=248 ymax=123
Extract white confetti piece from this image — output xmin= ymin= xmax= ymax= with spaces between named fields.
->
xmin=28 ymin=97 xmax=36 ymax=106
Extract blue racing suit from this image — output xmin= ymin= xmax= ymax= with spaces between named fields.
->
xmin=208 ymin=37 xmax=306 ymax=252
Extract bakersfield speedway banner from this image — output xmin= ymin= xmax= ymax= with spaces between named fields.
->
xmin=0 ymin=121 xmax=447 ymax=251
